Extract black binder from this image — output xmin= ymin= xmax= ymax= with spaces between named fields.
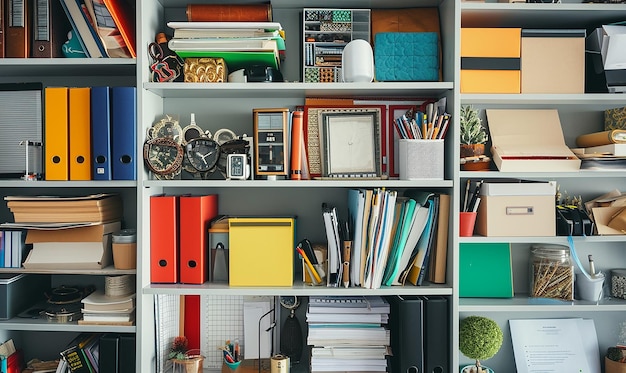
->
xmin=389 ymin=295 xmax=424 ymax=373
xmin=422 ymin=296 xmax=450 ymax=373
xmin=99 ymin=334 xmax=120 ymax=373
xmin=119 ymin=334 xmax=136 ymax=373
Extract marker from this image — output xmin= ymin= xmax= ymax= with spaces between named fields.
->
xmin=588 ymin=255 xmax=596 ymax=277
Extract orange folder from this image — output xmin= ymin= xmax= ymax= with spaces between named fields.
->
xmin=44 ymin=87 xmax=69 ymax=181
xmin=69 ymin=87 xmax=92 ymax=180
xmin=179 ymin=194 xmax=219 ymax=284
xmin=150 ymin=195 xmax=179 ymax=283
xmin=290 ymin=111 xmax=304 ymax=180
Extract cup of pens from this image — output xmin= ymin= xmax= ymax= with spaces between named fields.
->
xmin=221 ymin=340 xmax=241 ymax=371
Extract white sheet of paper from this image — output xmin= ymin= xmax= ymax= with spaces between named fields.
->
xmin=243 ymin=301 xmax=272 ymax=359
xmin=510 ymin=318 xmax=600 ymax=373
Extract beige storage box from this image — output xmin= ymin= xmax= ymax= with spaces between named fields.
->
xmin=476 ymin=181 xmax=557 ymax=237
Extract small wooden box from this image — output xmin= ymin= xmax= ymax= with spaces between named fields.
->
xmin=184 ymin=57 xmax=228 ymax=82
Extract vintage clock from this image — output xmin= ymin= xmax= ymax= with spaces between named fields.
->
xmin=143 ymin=137 xmax=184 ymax=179
xmin=253 ymin=108 xmax=289 ymax=179
xmin=148 ymin=114 xmax=183 ymax=143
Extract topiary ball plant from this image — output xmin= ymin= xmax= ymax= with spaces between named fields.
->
xmin=459 ymin=316 xmax=503 ymax=373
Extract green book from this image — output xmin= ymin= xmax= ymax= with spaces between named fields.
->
xmin=173 ymin=50 xmax=279 ymax=71
xmin=459 ymin=242 xmax=514 ymax=298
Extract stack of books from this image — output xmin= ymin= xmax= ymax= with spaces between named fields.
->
xmin=2 ymin=194 xmax=124 ymax=270
xmin=79 ymin=289 xmax=136 ymax=325
xmin=306 ymin=296 xmax=391 ymax=373
xmin=166 ymin=21 xmax=286 ymax=72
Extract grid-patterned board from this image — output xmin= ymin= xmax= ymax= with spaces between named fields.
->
xmin=201 ymin=295 xmax=245 ymax=369
xmin=155 ymin=294 xmax=181 ymax=373
xmin=201 ymin=295 xmax=277 ymax=369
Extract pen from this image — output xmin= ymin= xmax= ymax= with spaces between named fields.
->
xmin=297 ymin=247 xmax=322 ymax=284
xmin=463 ymin=179 xmax=471 ymax=212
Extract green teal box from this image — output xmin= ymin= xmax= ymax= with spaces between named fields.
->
xmin=374 ymin=32 xmax=439 ymax=81
xmin=459 ymin=242 xmax=513 ymax=298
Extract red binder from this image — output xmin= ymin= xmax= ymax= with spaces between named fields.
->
xmin=150 ymin=195 xmax=179 ymax=283
xmin=179 ymin=195 xmax=218 ymax=284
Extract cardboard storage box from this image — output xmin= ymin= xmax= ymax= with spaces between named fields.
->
xmin=521 ymin=29 xmax=585 ymax=94
xmin=228 ymin=217 xmax=295 ymax=286
xmin=461 ymin=28 xmax=521 ymax=93
xmin=486 ymin=109 xmax=581 ymax=172
xmin=398 ymin=139 xmax=443 ymax=180
xmin=475 ymin=181 xmax=557 ymax=237
xmin=0 ymin=274 xmax=50 ymax=320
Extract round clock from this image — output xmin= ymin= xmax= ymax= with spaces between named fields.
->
xmin=185 ymin=137 xmax=220 ymax=173
xmin=150 ymin=115 xmax=183 ymax=143
xmin=143 ymin=137 xmax=184 ymax=179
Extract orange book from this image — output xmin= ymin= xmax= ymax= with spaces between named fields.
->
xmin=45 ymin=87 xmax=69 ymax=181
xmin=102 ymin=0 xmax=136 ymax=57
xmin=179 ymin=195 xmax=218 ymax=284
xmin=290 ymin=111 xmax=304 ymax=180
xmin=150 ymin=195 xmax=179 ymax=283
xmin=69 ymin=87 xmax=92 ymax=180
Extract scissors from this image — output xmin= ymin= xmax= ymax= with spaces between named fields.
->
xmin=148 ymin=42 xmax=177 ymax=82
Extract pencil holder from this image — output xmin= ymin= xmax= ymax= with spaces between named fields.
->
xmin=398 ymin=139 xmax=443 ymax=180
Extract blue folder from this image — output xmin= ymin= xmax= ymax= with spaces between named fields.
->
xmin=90 ymin=86 xmax=112 ymax=180
xmin=111 ymin=87 xmax=137 ymax=180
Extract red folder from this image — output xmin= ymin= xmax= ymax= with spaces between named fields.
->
xmin=150 ymin=195 xmax=179 ymax=283
xmin=184 ymin=295 xmax=201 ymax=351
xmin=179 ymin=195 xmax=218 ymax=284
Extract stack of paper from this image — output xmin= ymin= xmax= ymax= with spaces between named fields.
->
xmin=167 ymin=21 xmax=285 ymax=71
xmin=306 ymin=296 xmax=391 ymax=373
xmin=79 ymin=290 xmax=136 ymax=325
xmin=4 ymin=193 xmax=123 ymax=223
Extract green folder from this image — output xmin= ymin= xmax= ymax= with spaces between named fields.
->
xmin=459 ymin=242 xmax=514 ymax=298
xmin=174 ymin=50 xmax=279 ymax=71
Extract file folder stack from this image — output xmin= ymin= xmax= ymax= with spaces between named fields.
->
xmin=306 ymin=296 xmax=391 ymax=373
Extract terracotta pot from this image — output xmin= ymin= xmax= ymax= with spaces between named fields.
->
xmin=606 ymin=356 xmax=626 ymax=373
xmin=460 ymin=144 xmax=486 ymax=158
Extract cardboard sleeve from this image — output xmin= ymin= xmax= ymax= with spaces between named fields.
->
xmin=576 ymin=130 xmax=626 ymax=147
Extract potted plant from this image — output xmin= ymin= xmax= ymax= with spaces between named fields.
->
xmin=459 ymin=316 xmax=503 ymax=373
xmin=169 ymin=336 xmax=205 ymax=373
xmin=459 ymin=105 xmax=490 ymax=170
xmin=605 ymin=322 xmax=626 ymax=373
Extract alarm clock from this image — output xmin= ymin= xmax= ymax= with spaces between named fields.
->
xmin=227 ymin=153 xmax=249 ymax=180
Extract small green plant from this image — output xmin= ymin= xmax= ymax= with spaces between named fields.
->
xmin=460 ymin=105 xmax=488 ymax=145
xmin=168 ymin=336 xmax=189 ymax=360
xmin=459 ymin=316 xmax=503 ymax=372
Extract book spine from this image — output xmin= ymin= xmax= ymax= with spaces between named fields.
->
xmin=186 ymin=4 xmax=272 ymax=22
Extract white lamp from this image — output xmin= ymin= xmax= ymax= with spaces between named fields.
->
xmin=341 ymin=39 xmax=374 ymax=83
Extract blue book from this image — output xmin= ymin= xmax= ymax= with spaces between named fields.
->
xmin=111 ymin=87 xmax=137 ymax=180
xmin=0 ymin=231 xmax=4 ymax=268
xmin=90 ymin=86 xmax=112 ymax=180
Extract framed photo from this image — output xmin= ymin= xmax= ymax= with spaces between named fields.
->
xmin=320 ymin=111 xmax=381 ymax=178
xmin=304 ymin=105 xmax=385 ymax=178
